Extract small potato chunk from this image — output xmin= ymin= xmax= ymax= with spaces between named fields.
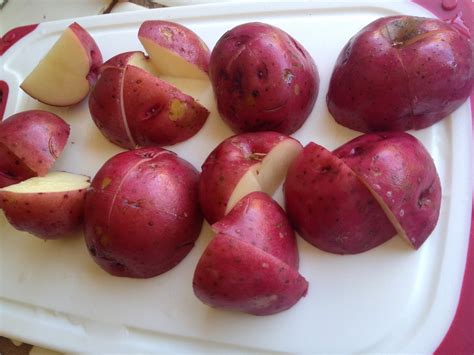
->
xmin=0 ymin=172 xmax=90 ymax=239
xmin=0 ymin=110 xmax=70 ymax=187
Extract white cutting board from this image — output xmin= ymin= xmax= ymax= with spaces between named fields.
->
xmin=0 ymin=1 xmax=472 ymax=352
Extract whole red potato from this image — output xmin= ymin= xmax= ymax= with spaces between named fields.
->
xmin=210 ymin=22 xmax=319 ymax=134
xmin=327 ymin=15 xmax=474 ymax=132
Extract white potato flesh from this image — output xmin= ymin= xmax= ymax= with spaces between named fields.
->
xmin=256 ymin=139 xmax=303 ymax=193
xmin=225 ymin=169 xmax=261 ymax=214
xmin=127 ymin=52 xmax=212 ymax=110
xmin=140 ymin=37 xmax=208 ymax=80
xmin=20 ymin=28 xmax=90 ymax=106
xmin=359 ymin=180 xmax=410 ymax=247
xmin=225 ymin=139 xmax=302 ymax=214
xmin=0 ymin=172 xmax=90 ymax=193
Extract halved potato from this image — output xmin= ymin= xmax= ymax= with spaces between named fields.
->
xmin=0 ymin=172 xmax=90 ymax=239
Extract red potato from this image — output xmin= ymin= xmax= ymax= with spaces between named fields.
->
xmin=123 ymin=65 xmax=209 ymax=147
xmin=0 ymin=172 xmax=90 ymax=239
xmin=334 ymin=132 xmax=442 ymax=249
xmin=0 ymin=145 xmax=35 ymax=187
xmin=209 ymin=22 xmax=319 ymax=134
xmin=284 ymin=143 xmax=396 ymax=254
xmin=84 ymin=147 xmax=203 ymax=278
xmin=89 ymin=51 xmax=209 ymax=149
xmin=199 ymin=131 xmax=302 ymax=224
xmin=193 ymin=192 xmax=308 ymax=316
xmin=21 ymin=22 xmax=103 ymax=106
xmin=0 ymin=110 xmax=70 ymax=187
xmin=327 ymin=16 xmax=474 ymax=132
xmin=213 ymin=191 xmax=299 ymax=268
xmin=139 ymin=20 xmax=210 ymax=79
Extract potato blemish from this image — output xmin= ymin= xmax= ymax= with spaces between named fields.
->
xmin=283 ymin=69 xmax=294 ymax=84
xmin=169 ymin=99 xmax=187 ymax=121
xmin=101 ymin=177 xmax=112 ymax=189
xmin=294 ymin=84 xmax=300 ymax=96
xmin=160 ymin=27 xmax=174 ymax=42
xmin=100 ymin=233 xmax=111 ymax=247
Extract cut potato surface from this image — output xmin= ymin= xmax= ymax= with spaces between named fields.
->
xmin=225 ymin=139 xmax=302 ymax=214
xmin=89 ymin=51 xmax=210 ymax=149
xmin=0 ymin=171 xmax=91 ymax=193
xmin=0 ymin=171 xmax=90 ymax=239
xmin=194 ymin=192 xmax=307 ymax=315
xmin=140 ymin=38 xmax=208 ymax=80
xmin=284 ymin=142 xmax=395 ymax=254
xmin=333 ymin=132 xmax=441 ymax=249
xmin=21 ymin=28 xmax=91 ymax=106
xmin=199 ymin=132 xmax=303 ymax=224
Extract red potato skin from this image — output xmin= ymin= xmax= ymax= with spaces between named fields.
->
xmin=138 ymin=20 xmax=210 ymax=74
xmin=0 ymin=173 xmax=25 ymax=188
xmin=333 ymin=132 xmax=442 ymax=249
xmin=0 ymin=110 xmax=70 ymax=180
xmin=69 ymin=22 xmax=103 ymax=86
xmin=88 ymin=66 xmax=135 ymax=149
xmin=212 ymin=191 xmax=299 ymax=269
xmin=209 ymin=22 xmax=319 ymax=134
xmin=0 ymin=144 xmax=35 ymax=188
xmin=193 ymin=233 xmax=308 ymax=316
xmin=327 ymin=16 xmax=474 ymax=132
xmin=199 ymin=131 xmax=300 ymax=224
xmin=284 ymin=143 xmax=396 ymax=254
xmin=84 ymin=147 xmax=203 ymax=278
xmin=89 ymin=54 xmax=209 ymax=149
xmin=123 ymin=65 xmax=209 ymax=147
xmin=100 ymin=51 xmax=141 ymax=71
xmin=0 ymin=187 xmax=88 ymax=240
xmin=194 ymin=192 xmax=307 ymax=316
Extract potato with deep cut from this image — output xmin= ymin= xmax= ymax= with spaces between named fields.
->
xmin=333 ymin=132 xmax=442 ymax=249
xmin=284 ymin=142 xmax=396 ymax=254
xmin=199 ymin=131 xmax=302 ymax=224
xmin=89 ymin=51 xmax=209 ymax=149
xmin=193 ymin=192 xmax=308 ymax=316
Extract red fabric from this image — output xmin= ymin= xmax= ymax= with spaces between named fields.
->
xmin=434 ymin=95 xmax=474 ymax=355
xmin=410 ymin=1 xmax=474 ymax=353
